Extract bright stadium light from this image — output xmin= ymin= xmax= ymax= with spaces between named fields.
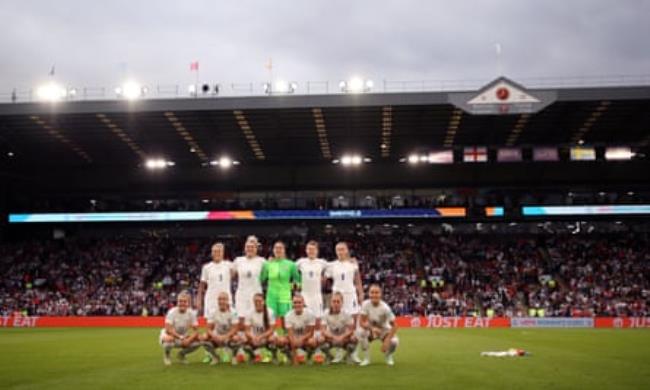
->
xmin=36 ymin=82 xmax=67 ymax=102
xmin=145 ymin=158 xmax=174 ymax=170
xmin=337 ymin=154 xmax=368 ymax=166
xmin=209 ymin=156 xmax=240 ymax=169
xmin=408 ymin=154 xmax=419 ymax=164
xmin=605 ymin=146 xmax=634 ymax=161
xmin=340 ymin=77 xmax=373 ymax=93
xmin=263 ymin=80 xmax=297 ymax=95
xmin=218 ymin=156 xmax=232 ymax=168
xmin=116 ymin=80 xmax=144 ymax=100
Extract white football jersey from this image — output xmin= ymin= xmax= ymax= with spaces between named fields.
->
xmin=164 ymin=307 xmax=198 ymax=336
xmin=360 ymin=300 xmax=395 ymax=330
xmin=285 ymin=308 xmax=316 ymax=336
xmin=233 ymin=256 xmax=266 ymax=293
xmin=324 ymin=309 xmax=354 ymax=335
xmin=245 ymin=308 xmax=275 ymax=335
xmin=326 ymin=260 xmax=359 ymax=293
xmin=207 ymin=308 xmax=238 ymax=335
xmin=200 ymin=261 xmax=234 ymax=301
xmin=296 ymin=257 xmax=328 ymax=296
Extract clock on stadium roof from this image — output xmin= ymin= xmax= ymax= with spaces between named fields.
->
xmin=448 ymin=76 xmax=557 ymax=115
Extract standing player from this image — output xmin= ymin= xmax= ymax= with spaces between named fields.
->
xmin=260 ymin=241 xmax=300 ymax=329
xmin=159 ymin=291 xmax=201 ymax=366
xmin=356 ymin=284 xmax=399 ymax=366
xmin=322 ymin=292 xmax=357 ymax=363
xmin=325 ymin=242 xmax=364 ymax=321
xmin=233 ymin=236 xmax=266 ymax=326
xmin=243 ymin=292 xmax=284 ymax=363
xmin=281 ymin=294 xmax=317 ymax=364
xmin=296 ymin=240 xmax=328 ymax=321
xmin=200 ymin=292 xmax=241 ymax=364
xmin=197 ymin=242 xmax=234 ymax=363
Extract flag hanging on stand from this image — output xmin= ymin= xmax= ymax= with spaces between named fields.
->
xmin=605 ymin=146 xmax=633 ymax=161
xmin=570 ymin=146 xmax=596 ymax=161
xmin=533 ymin=147 xmax=559 ymax=161
xmin=497 ymin=147 xmax=522 ymax=162
xmin=463 ymin=146 xmax=488 ymax=162
xmin=428 ymin=149 xmax=454 ymax=164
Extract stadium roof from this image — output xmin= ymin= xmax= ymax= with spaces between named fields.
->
xmin=1 ymin=80 xmax=649 ymax=193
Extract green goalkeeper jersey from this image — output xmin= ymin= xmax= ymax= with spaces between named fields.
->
xmin=260 ymin=258 xmax=300 ymax=303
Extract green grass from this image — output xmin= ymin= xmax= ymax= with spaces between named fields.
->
xmin=1 ymin=328 xmax=649 ymax=389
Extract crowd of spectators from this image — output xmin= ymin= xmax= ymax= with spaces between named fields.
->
xmin=1 ymin=231 xmax=648 ymax=318
xmin=10 ymin=188 xmax=648 ymax=213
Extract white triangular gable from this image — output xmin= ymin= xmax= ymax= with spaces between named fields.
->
xmin=467 ymin=79 xmax=540 ymax=105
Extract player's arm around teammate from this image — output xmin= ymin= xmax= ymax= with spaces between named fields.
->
xmin=353 ymin=258 xmax=364 ymax=309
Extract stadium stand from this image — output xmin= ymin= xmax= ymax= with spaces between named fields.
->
xmin=1 ymin=229 xmax=647 ymax=318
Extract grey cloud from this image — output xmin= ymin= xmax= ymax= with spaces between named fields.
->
xmin=0 ymin=0 xmax=648 ymax=93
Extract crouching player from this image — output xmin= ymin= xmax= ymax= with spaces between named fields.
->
xmin=159 ymin=291 xmax=201 ymax=365
xmin=321 ymin=292 xmax=357 ymax=363
xmin=356 ymin=285 xmax=398 ymax=366
xmin=280 ymin=294 xmax=318 ymax=364
xmin=200 ymin=292 xmax=242 ymax=364
xmin=242 ymin=293 xmax=283 ymax=363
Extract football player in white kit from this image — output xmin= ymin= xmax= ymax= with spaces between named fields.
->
xmin=280 ymin=294 xmax=317 ymax=364
xmin=233 ymin=236 xmax=266 ymax=325
xmin=200 ymin=292 xmax=242 ymax=365
xmin=295 ymin=240 xmax=328 ymax=322
xmin=322 ymin=292 xmax=358 ymax=363
xmin=325 ymin=242 xmax=364 ymax=320
xmin=356 ymin=284 xmax=399 ymax=366
xmin=197 ymin=242 xmax=234 ymax=317
xmin=159 ymin=291 xmax=201 ymax=366
xmin=197 ymin=242 xmax=234 ymax=363
xmin=242 ymin=292 xmax=283 ymax=363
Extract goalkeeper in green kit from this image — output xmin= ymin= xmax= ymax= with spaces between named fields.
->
xmin=260 ymin=240 xmax=301 ymax=330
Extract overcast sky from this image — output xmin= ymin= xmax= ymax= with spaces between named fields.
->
xmin=1 ymin=0 xmax=649 ymax=93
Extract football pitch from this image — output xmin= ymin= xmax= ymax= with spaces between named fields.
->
xmin=1 ymin=328 xmax=649 ymax=390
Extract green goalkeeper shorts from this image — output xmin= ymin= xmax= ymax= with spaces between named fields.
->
xmin=266 ymin=297 xmax=292 ymax=317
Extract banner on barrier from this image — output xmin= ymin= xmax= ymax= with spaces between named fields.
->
xmin=595 ymin=317 xmax=650 ymax=328
xmin=395 ymin=316 xmax=510 ymax=328
xmin=1 ymin=316 xmax=649 ymax=329
xmin=511 ymin=317 xmax=594 ymax=328
xmin=1 ymin=316 xmax=511 ymax=329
